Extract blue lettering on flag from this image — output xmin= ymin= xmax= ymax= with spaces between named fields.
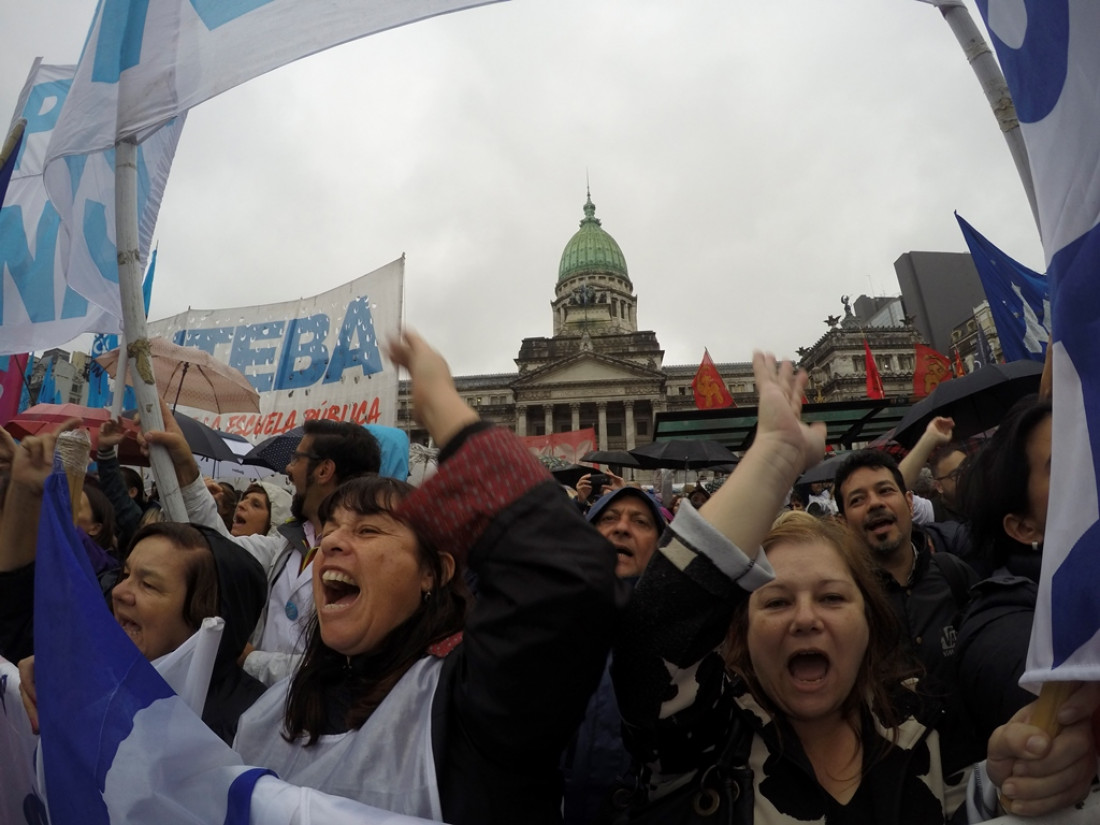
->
xmin=975 ymin=0 xmax=1069 ymax=123
xmin=91 ymin=0 xmax=151 ymax=83
xmin=83 ymin=200 xmax=120 ymax=285
xmin=0 ymin=203 xmax=61 ymax=323
xmin=323 ymin=297 xmax=382 ymax=384
xmin=275 ymin=314 xmax=330 ymax=390
xmin=15 ymin=79 xmax=72 ymax=171
xmin=229 ymin=321 xmax=286 ymax=392
xmin=189 ymin=0 xmax=275 ymax=30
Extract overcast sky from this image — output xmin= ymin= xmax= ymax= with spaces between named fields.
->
xmin=2 ymin=0 xmax=1043 ymax=377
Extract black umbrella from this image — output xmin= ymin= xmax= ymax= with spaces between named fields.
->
xmin=243 ymin=426 xmax=304 ymax=472
xmin=629 ymin=439 xmax=738 ymax=470
xmin=797 ymin=453 xmax=849 ymax=486
xmin=122 ymin=409 xmax=240 ymax=463
xmin=547 ymin=463 xmax=595 ymax=488
xmin=892 ymin=360 xmax=1043 ymax=448
xmin=580 ymin=449 xmax=643 ymax=468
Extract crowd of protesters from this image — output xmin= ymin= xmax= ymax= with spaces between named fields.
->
xmin=0 ymin=332 xmax=1097 ymax=824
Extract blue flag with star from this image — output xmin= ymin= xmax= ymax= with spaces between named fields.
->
xmin=975 ymin=1 xmax=1100 ymax=685
xmin=956 ymin=213 xmax=1050 ymax=363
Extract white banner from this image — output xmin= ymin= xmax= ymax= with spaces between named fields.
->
xmin=0 ymin=61 xmax=182 ymax=354
xmin=148 ymin=258 xmax=403 ymax=440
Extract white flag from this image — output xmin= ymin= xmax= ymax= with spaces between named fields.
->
xmin=970 ymin=2 xmax=1100 ymax=687
xmin=0 ymin=60 xmax=182 ymax=354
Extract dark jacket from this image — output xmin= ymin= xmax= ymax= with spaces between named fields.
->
xmin=878 ymin=526 xmax=977 ymax=689
xmin=95 ymin=449 xmax=145 ymax=553
xmin=955 ymin=574 xmax=1037 ymax=742
xmin=414 ymin=424 xmax=624 ymax=825
xmin=194 ymin=526 xmax=268 ymax=744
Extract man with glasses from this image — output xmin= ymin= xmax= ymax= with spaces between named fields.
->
xmin=149 ymin=417 xmax=380 ymax=685
xmin=899 ymin=416 xmax=968 ymax=524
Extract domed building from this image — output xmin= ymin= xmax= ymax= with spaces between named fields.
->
xmin=397 ymin=191 xmax=757 ymax=455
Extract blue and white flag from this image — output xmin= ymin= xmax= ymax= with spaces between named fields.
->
xmin=32 ymin=471 xmax=442 ymax=825
xmin=36 ymin=358 xmax=60 ymax=405
xmin=956 ymin=213 xmax=1050 ymax=363
xmin=87 ymin=251 xmax=155 ymax=409
xmin=45 ymin=0 xmax=504 ymax=158
xmin=0 ymin=60 xmax=182 ymax=355
xmin=973 ymin=2 xmax=1100 ymax=687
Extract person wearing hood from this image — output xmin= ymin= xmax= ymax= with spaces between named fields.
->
xmin=19 ymin=520 xmax=268 ymax=746
xmin=230 ymin=481 xmax=293 ymax=538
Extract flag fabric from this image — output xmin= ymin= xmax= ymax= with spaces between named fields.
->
xmin=46 ymin=0 xmax=504 ymax=154
xmin=0 ymin=352 xmax=30 ymax=421
xmin=956 ymin=213 xmax=1050 ymax=363
xmin=863 ymin=339 xmax=884 ymax=400
xmin=913 ymin=343 xmax=952 ymax=398
xmin=18 ymin=353 xmax=34 ymax=413
xmin=972 ymin=325 xmax=995 ymax=370
xmin=30 ymin=471 xmax=451 ymax=824
xmin=971 ymin=2 xmax=1100 ymax=687
xmin=87 ymin=252 xmax=156 ymax=408
xmin=691 ymin=349 xmax=735 ymax=409
xmin=952 ymin=347 xmax=966 ymax=378
xmin=0 ymin=60 xmax=182 ymax=355
xmin=36 ymin=358 xmax=60 ymax=405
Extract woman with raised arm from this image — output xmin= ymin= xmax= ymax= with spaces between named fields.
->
xmin=230 ymin=330 xmax=622 ymax=824
xmin=611 ymin=354 xmax=1096 ymax=824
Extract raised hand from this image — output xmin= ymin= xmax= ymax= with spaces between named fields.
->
xmin=140 ymin=398 xmax=200 ymax=486
xmin=4 ymin=418 xmax=83 ymax=495
xmin=98 ymin=417 xmax=129 ymax=451
xmin=386 ymin=329 xmax=478 ymax=449
xmin=751 ymin=352 xmax=827 ymax=481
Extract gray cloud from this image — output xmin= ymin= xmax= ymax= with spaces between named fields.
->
xmin=2 ymin=0 xmax=1042 ymax=375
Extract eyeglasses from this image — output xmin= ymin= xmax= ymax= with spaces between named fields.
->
xmin=934 ymin=468 xmax=963 ymax=482
xmin=290 ymin=450 xmax=321 ymax=464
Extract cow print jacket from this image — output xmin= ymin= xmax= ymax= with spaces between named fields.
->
xmin=611 ymin=501 xmax=973 ymax=824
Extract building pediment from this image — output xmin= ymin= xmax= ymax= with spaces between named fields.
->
xmin=512 ymin=351 xmax=662 ymax=389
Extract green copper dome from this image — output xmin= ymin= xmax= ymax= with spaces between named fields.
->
xmin=558 ymin=192 xmax=629 ymax=283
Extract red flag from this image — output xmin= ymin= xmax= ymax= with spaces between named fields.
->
xmin=0 ymin=353 xmax=29 ymax=422
xmin=692 ymin=349 xmax=735 ymax=410
xmin=952 ymin=347 xmax=966 ymax=378
xmin=863 ymin=340 xmax=884 ymax=400
xmin=913 ymin=344 xmax=952 ymax=398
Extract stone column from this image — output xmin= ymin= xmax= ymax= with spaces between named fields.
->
xmin=597 ymin=401 xmax=608 ymax=451
xmin=624 ymin=400 xmax=636 ymax=450
xmin=543 ymin=404 xmax=554 ymax=436
xmin=570 ymin=402 xmax=581 ymax=432
xmin=515 ymin=405 xmax=527 ymax=437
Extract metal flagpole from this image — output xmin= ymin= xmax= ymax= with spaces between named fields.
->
xmin=922 ymin=0 xmax=1040 ymax=232
xmin=115 ymin=138 xmax=187 ymax=522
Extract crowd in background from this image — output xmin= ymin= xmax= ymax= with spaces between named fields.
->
xmin=0 ymin=333 xmax=1096 ymax=824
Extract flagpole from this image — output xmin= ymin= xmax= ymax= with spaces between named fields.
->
xmin=115 ymin=138 xmax=187 ymax=522
xmin=926 ymin=1 xmax=1040 ymax=231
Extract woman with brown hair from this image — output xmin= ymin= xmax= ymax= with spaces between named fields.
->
xmin=231 ymin=330 xmax=621 ymax=824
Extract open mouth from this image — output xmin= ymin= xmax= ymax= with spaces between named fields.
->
xmin=321 ymin=570 xmax=361 ymax=611
xmin=117 ymin=616 xmax=141 ymax=638
xmin=788 ymin=651 xmax=830 ymax=684
xmin=865 ymin=512 xmax=895 ymax=535
xmin=614 ymin=545 xmax=634 ymax=564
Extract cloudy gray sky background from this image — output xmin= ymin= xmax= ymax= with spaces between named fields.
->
xmin=2 ymin=0 xmax=1043 ymax=377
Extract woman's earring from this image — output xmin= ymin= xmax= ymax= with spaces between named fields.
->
xmin=422 ymin=590 xmax=432 ymax=603
xmin=1031 ymin=541 xmax=1041 ymax=551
